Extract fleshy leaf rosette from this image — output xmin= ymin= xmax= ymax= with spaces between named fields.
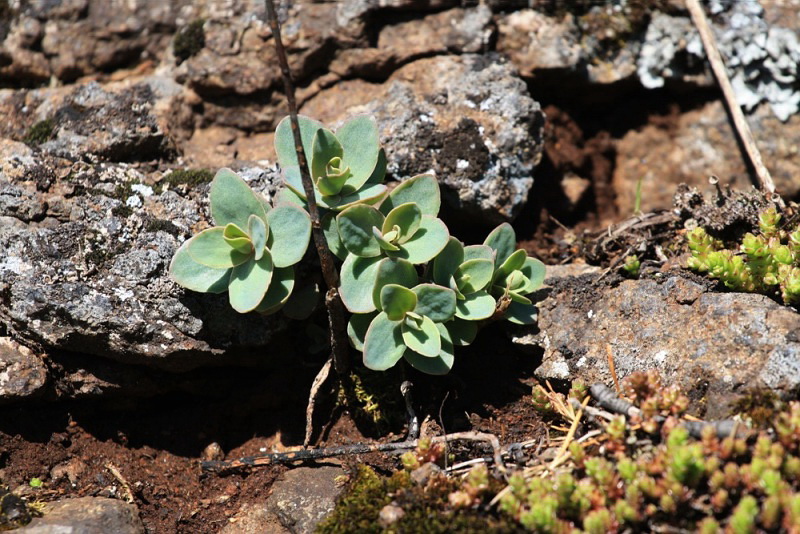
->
xmin=336 ymin=174 xmax=450 ymax=314
xmin=274 ymin=115 xmax=387 ymax=212
xmin=349 ymin=279 xmax=458 ymax=375
xmin=169 ymin=169 xmax=311 ymax=314
xmin=483 ymin=223 xmax=546 ymax=324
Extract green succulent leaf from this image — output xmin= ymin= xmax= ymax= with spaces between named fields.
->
xmin=210 ymin=168 xmax=268 ymax=230
xmin=228 ymin=252 xmax=274 ymax=313
xmin=364 ymin=148 xmax=387 ymax=186
xmin=380 ymin=284 xmax=418 ymax=320
xmin=445 ymin=318 xmax=477 ymax=346
xmin=484 ymin=222 xmax=517 ymax=269
xmin=390 ymin=216 xmax=449 ymax=264
xmin=454 ymin=258 xmax=494 ymax=294
xmin=372 ymin=226 xmax=401 ymax=252
xmin=282 ymin=282 xmax=320 ymax=320
xmin=248 ymin=215 xmax=268 ymax=261
xmin=322 ymin=212 xmax=348 ymax=260
xmin=340 ymin=255 xmax=382 ymax=313
xmin=254 ymin=266 xmax=295 ymax=314
xmin=402 ymin=315 xmax=441 ymax=358
xmin=372 ymin=258 xmax=418 ymax=309
xmin=337 ymin=204 xmax=384 ymax=257
xmin=188 ymin=227 xmax=251 ymax=269
xmin=169 ymin=240 xmax=231 ymax=294
xmin=336 ymin=116 xmax=381 ymax=194
xmin=455 ymin=290 xmax=496 ymax=320
xmin=382 ymin=203 xmax=422 ymax=245
xmin=223 ymin=223 xmax=253 ymax=255
xmin=412 ymin=284 xmax=456 ymax=323
xmin=363 ymin=312 xmax=406 ymax=371
xmin=404 ymin=323 xmax=454 ymax=375
xmin=274 ymin=186 xmax=306 ymax=208
xmin=266 ymin=204 xmax=311 ymax=268
xmin=505 ymin=301 xmax=538 ymax=325
xmin=433 ymin=237 xmax=465 ymax=286
xmin=319 ymin=183 xmax=387 ymax=212
xmin=380 ymin=174 xmax=440 ymax=217
xmin=463 ymin=244 xmax=494 ymax=262
xmin=347 ymin=312 xmax=377 ymax=352
xmin=520 ymin=257 xmax=546 ymax=294
xmin=274 ymin=115 xmax=323 ymax=173
xmin=494 ymin=248 xmax=528 ymax=283
xmin=311 ymin=128 xmax=348 ymax=196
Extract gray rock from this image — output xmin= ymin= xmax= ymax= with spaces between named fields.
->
xmin=512 ymin=269 xmax=800 ymax=418
xmin=223 ymin=465 xmax=345 ymax=534
xmin=497 ymin=10 xmax=583 ymax=76
xmin=0 ymin=337 xmax=47 ymax=403
xmin=0 ymin=154 xmax=289 ymax=372
xmin=303 ymin=54 xmax=545 ymax=224
xmin=18 ymin=497 xmax=144 ymax=534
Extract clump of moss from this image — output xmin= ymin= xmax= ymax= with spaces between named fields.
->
xmin=338 ymin=368 xmax=405 ymax=436
xmin=158 ymin=169 xmax=213 ymax=192
xmin=111 ymin=204 xmax=133 ymax=218
xmin=22 ymin=119 xmax=55 ymax=146
xmin=145 ymin=218 xmax=180 ymax=236
xmin=173 ymin=19 xmax=205 ymax=64
xmin=318 ymin=465 xmax=517 ymax=534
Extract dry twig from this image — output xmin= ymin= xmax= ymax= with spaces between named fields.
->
xmin=685 ymin=0 xmax=783 ymax=208
xmin=104 ymin=463 xmax=134 ymax=504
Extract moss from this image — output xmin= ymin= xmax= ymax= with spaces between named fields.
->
xmin=145 ymin=218 xmax=180 ymax=236
xmin=338 ymin=368 xmax=405 ymax=436
xmin=22 ymin=119 xmax=55 ymax=146
xmin=317 ymin=466 xmax=520 ymax=534
xmin=158 ymin=169 xmax=214 ymax=192
xmin=733 ymin=388 xmax=783 ymax=428
xmin=173 ymin=19 xmax=205 ymax=64
xmin=111 ymin=204 xmax=133 ymax=218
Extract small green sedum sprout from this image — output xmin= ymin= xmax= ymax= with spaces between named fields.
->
xmin=169 ymin=168 xmax=311 ymax=314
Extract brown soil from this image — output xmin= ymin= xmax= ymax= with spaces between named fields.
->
xmin=0 ymin=324 xmax=547 ymax=533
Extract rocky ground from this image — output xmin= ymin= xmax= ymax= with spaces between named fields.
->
xmin=1 ymin=0 xmax=799 ymax=532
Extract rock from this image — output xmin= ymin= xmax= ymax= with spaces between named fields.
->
xmin=302 ymin=54 xmax=545 ymax=224
xmin=0 ymin=1 xmax=193 ymax=85
xmin=0 ymin=75 xmax=182 ymax=163
xmin=223 ymin=465 xmax=344 ymax=534
xmin=512 ymin=269 xmax=800 ymax=418
xmin=0 ymin=153 xmax=289 ymax=371
xmin=18 ymin=497 xmax=144 ymax=534
xmin=330 ymin=6 xmax=493 ymax=79
xmin=613 ymin=100 xmax=800 ymax=214
xmin=0 ymin=337 xmax=47 ymax=403
xmin=497 ymin=10 xmax=583 ymax=75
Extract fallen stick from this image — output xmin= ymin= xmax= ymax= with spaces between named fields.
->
xmin=685 ymin=0 xmax=784 ymax=208
xmin=201 ymin=431 xmax=506 ymax=474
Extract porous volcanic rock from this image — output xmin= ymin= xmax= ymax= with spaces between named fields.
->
xmin=0 ymin=337 xmax=47 ymax=403
xmin=0 ymin=149 xmax=288 ymax=371
xmin=302 ymin=54 xmax=545 ymax=224
xmin=512 ymin=267 xmax=800 ymax=418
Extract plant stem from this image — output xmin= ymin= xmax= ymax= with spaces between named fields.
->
xmin=263 ymin=0 xmax=350 ymax=375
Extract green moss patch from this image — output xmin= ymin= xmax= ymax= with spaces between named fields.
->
xmin=174 ymin=20 xmax=205 ymax=63
xmin=158 ymin=169 xmax=213 ymax=192
xmin=23 ymin=119 xmax=55 ymax=146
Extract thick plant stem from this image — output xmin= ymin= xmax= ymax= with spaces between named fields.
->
xmin=263 ymin=0 xmax=350 ymax=376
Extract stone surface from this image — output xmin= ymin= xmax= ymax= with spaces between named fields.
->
xmin=613 ymin=100 xmax=800 ymax=214
xmin=18 ymin=497 xmax=144 ymax=534
xmin=0 ymin=337 xmax=47 ymax=403
xmin=512 ymin=268 xmax=800 ymax=418
xmin=497 ymin=10 xmax=583 ymax=75
xmin=0 ymin=153 xmax=288 ymax=371
xmin=222 ymin=465 xmax=344 ymax=534
xmin=303 ymin=54 xmax=545 ymax=224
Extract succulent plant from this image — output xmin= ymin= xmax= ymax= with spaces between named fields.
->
xmin=273 ymin=115 xmax=387 ymax=212
xmin=169 ymin=168 xmax=311 ymax=313
xmin=483 ymin=223 xmax=546 ymax=324
xmin=337 ymin=174 xmax=450 ymax=314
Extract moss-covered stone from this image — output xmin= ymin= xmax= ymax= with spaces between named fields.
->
xmin=23 ymin=119 xmax=55 ymax=146
xmin=173 ymin=19 xmax=205 ymax=63
xmin=0 ymin=485 xmax=32 ymax=530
